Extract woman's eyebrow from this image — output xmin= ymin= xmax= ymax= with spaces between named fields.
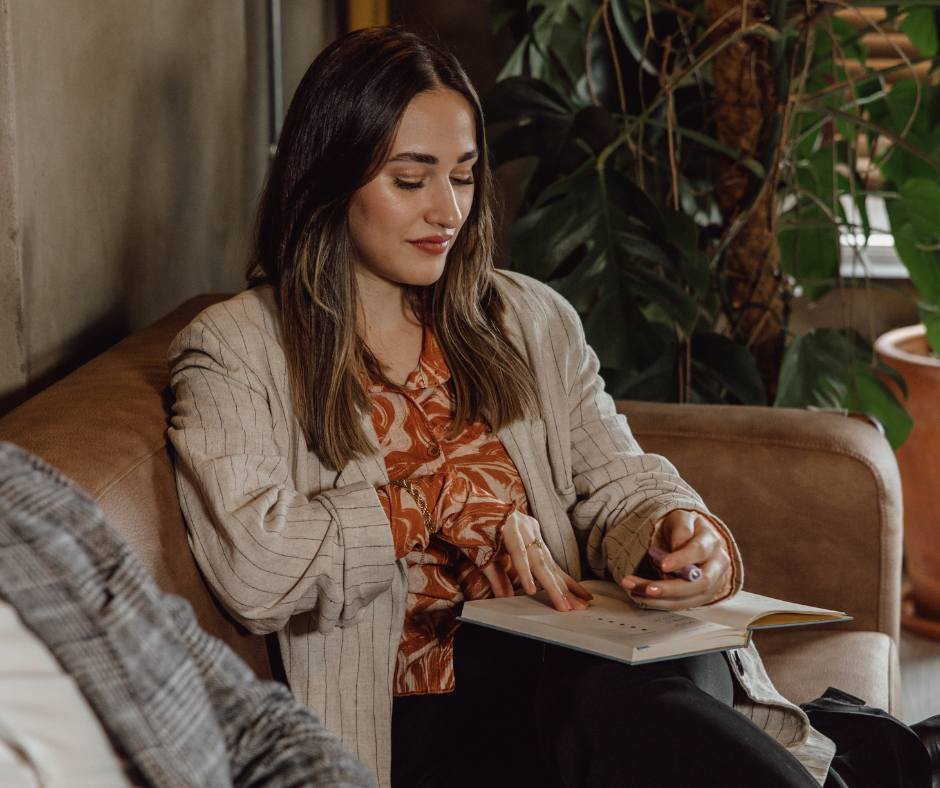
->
xmin=387 ymin=149 xmax=479 ymax=165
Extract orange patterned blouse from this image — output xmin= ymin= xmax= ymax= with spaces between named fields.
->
xmin=370 ymin=327 xmax=529 ymax=697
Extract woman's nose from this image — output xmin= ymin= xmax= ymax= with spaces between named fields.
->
xmin=426 ymin=180 xmax=462 ymax=229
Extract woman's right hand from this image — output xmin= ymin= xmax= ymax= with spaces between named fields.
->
xmin=481 ymin=510 xmax=592 ymax=612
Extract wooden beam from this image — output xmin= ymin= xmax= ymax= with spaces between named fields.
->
xmin=348 ymin=0 xmax=388 ymax=31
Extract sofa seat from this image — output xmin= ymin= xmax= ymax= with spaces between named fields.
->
xmin=755 ymin=629 xmax=896 ymax=711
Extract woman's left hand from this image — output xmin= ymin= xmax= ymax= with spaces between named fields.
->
xmin=622 ymin=510 xmax=732 ymax=610
xmin=481 ymin=510 xmax=592 ymax=612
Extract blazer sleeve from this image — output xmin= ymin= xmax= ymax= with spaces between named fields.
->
xmin=166 ymin=595 xmax=377 ymax=788
xmin=167 ymin=312 xmax=396 ymax=636
xmin=550 ymin=293 xmax=744 ymax=594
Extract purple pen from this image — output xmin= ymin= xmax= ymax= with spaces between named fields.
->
xmin=648 ymin=545 xmax=703 ymax=582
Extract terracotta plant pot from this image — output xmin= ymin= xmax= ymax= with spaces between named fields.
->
xmin=875 ymin=324 xmax=940 ymax=639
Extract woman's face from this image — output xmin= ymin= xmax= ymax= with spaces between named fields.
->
xmin=348 ymin=88 xmax=478 ymax=290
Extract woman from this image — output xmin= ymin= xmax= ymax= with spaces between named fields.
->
xmin=167 ymin=27 xmax=932 ymax=788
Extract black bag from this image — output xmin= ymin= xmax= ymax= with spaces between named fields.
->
xmin=802 ymin=687 xmax=931 ymax=788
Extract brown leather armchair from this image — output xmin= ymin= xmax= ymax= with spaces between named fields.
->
xmin=0 ymin=295 xmax=903 ymax=715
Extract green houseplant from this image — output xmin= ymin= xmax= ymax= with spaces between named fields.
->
xmin=486 ymin=0 xmax=940 ymax=450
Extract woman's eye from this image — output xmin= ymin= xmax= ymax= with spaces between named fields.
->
xmin=394 ymin=178 xmax=423 ymax=190
xmin=451 ymin=176 xmax=475 ymax=187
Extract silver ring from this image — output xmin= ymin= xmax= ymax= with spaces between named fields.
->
xmin=525 ymin=538 xmax=544 ymax=550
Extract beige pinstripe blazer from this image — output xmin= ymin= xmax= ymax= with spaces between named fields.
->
xmin=168 ymin=272 xmax=835 ymax=787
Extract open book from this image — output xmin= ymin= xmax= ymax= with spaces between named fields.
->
xmin=458 ymin=580 xmax=850 ymax=665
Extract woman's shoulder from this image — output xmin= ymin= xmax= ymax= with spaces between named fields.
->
xmin=493 ymin=270 xmax=582 ymax=335
xmin=168 ymin=285 xmax=283 ymax=368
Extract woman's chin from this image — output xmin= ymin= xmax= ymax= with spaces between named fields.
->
xmin=395 ymin=265 xmax=448 ymax=288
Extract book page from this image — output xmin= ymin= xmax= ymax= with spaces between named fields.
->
xmin=523 ymin=591 xmax=732 ymax=648
xmin=682 ymin=590 xmax=848 ymax=630
xmin=578 ymin=580 xmax=846 ymax=631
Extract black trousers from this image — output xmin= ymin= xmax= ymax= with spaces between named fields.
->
xmin=391 ymin=624 xmax=825 ymax=788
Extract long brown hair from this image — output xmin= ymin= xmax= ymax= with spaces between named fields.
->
xmin=248 ymin=27 xmax=540 ymax=471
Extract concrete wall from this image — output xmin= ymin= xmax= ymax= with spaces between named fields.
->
xmin=0 ymin=0 xmax=337 ymax=416
xmin=0 ymin=0 xmax=27 ymax=413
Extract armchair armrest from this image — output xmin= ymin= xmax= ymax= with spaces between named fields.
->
xmin=616 ymin=401 xmax=903 ymax=643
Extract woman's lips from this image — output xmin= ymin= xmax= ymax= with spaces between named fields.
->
xmin=408 ymin=236 xmax=452 ymax=255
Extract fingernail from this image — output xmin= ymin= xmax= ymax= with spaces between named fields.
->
xmin=622 ymin=579 xmax=636 ymax=589
xmin=647 ymin=585 xmax=660 ymax=594
xmin=661 ymin=561 xmax=675 ymax=572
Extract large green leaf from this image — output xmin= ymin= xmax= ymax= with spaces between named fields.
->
xmin=775 ymin=329 xmax=849 ymax=409
xmin=497 ymin=33 xmax=530 ymax=81
xmin=777 ymin=210 xmax=840 ymax=300
xmin=864 ymin=81 xmax=939 ymax=184
xmin=617 ymin=349 xmax=679 ymax=402
xmin=569 ymin=106 xmax=619 ymax=155
xmin=488 ymin=123 xmax=555 ymax=167
xmin=690 ymin=334 xmax=767 ymax=405
xmin=921 ymin=303 xmax=940 ymax=357
xmin=886 ymin=181 xmax=940 ymax=309
xmin=608 ymin=0 xmax=644 ymax=62
xmin=651 ymin=205 xmax=709 ymax=295
xmin=488 ymin=0 xmax=522 ymax=33
xmin=775 ymin=330 xmax=912 ymax=448
xmin=640 ymin=118 xmax=767 ymax=179
xmin=806 ymin=98 xmax=940 ymax=185
xmin=483 ymin=76 xmax=572 ymax=124
xmin=583 ymin=284 xmax=667 ymax=372
xmin=812 ymin=17 xmax=869 ymax=71
xmin=603 ymin=169 xmax=668 ymax=238
xmin=619 ymin=263 xmax=698 ymax=336
xmin=659 ymin=206 xmax=697 ymax=265
xmin=778 ymin=145 xmax=844 ymax=299
xmin=531 ymin=0 xmax=589 ymax=86
xmin=512 ymin=186 xmax=600 ymax=280
xmin=903 ymin=7 xmax=939 ymax=58
xmin=896 ymin=177 xmax=940 ymax=238
xmin=844 ymin=360 xmax=913 ymax=450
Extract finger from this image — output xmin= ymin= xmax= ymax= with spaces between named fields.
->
xmin=624 ymin=575 xmax=699 ymax=598
xmin=653 ymin=545 xmax=728 ymax=595
xmin=628 ymin=575 xmax=704 ymax=599
xmin=503 ymin=530 xmax=537 ymax=594
xmin=659 ymin=529 xmax=720 ymax=573
xmin=626 ymin=576 xmax=714 ymax=610
xmin=560 ymin=571 xmax=593 ymax=601
xmin=658 ymin=510 xmax=698 ymax=552
xmin=497 ymin=552 xmax=519 ymax=583
xmin=523 ymin=543 xmax=571 ymax=610
xmin=627 ymin=564 xmax=729 ymax=611
xmin=543 ymin=550 xmax=594 ymax=610
xmin=530 ymin=558 xmax=574 ymax=611
xmin=482 ymin=562 xmax=514 ymax=598
xmin=625 ymin=549 xmax=731 ymax=608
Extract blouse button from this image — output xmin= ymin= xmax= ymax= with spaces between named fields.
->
xmin=427 ymin=444 xmax=441 ymax=458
